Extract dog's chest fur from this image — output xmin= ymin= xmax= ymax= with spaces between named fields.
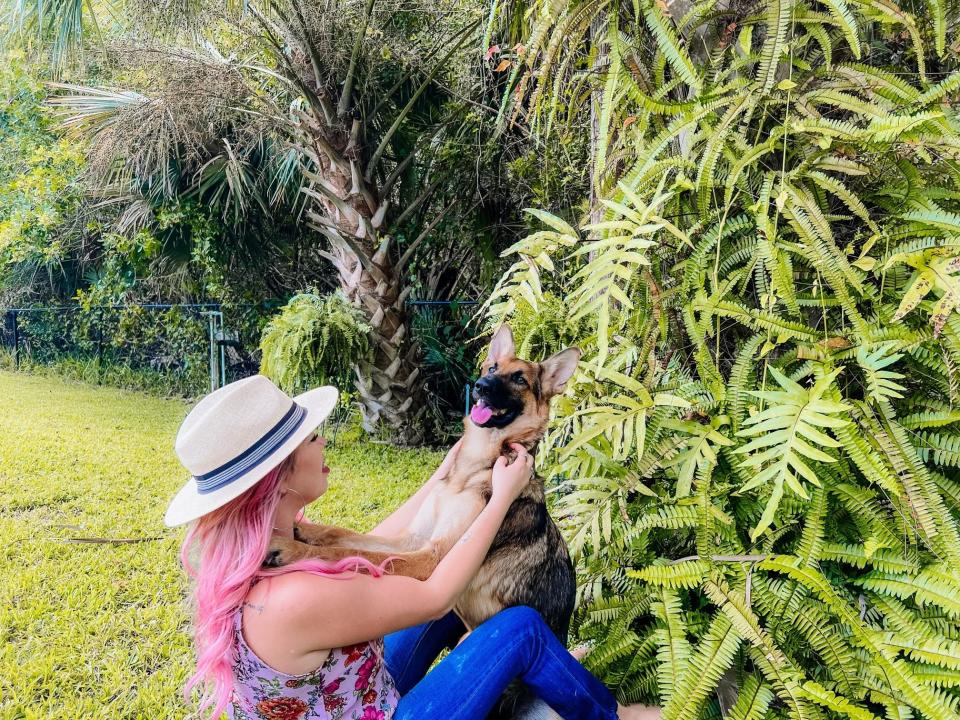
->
xmin=405 ymin=432 xmax=501 ymax=548
xmin=411 ymin=418 xmax=575 ymax=640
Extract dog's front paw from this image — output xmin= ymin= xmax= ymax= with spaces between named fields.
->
xmin=263 ymin=536 xmax=299 ymax=568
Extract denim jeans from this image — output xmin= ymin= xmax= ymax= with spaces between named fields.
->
xmin=384 ymin=605 xmax=618 ymax=720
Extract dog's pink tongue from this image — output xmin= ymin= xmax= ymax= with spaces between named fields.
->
xmin=470 ymin=404 xmax=493 ymax=424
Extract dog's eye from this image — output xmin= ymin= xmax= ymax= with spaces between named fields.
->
xmin=488 ymin=365 xmax=497 ymax=374
xmin=512 ymin=372 xmax=527 ymax=386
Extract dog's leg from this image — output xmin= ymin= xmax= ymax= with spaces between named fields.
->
xmin=293 ymin=523 xmax=422 ymax=551
xmin=292 ymin=523 xmax=364 ymax=546
xmin=265 ymin=535 xmax=441 ymax=581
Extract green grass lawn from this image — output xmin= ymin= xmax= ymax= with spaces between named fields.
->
xmin=0 ymin=371 xmax=444 ymax=719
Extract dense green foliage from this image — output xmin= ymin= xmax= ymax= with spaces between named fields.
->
xmin=480 ymin=0 xmax=960 ymax=715
xmin=259 ymin=291 xmax=372 ymax=393
xmin=0 ymin=0 xmax=526 ymax=427
xmin=7 ymin=0 xmax=960 ymax=715
xmin=0 ymin=49 xmax=86 ymax=302
xmin=0 ymin=370 xmax=444 ymax=717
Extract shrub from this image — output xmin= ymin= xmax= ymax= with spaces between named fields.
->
xmin=482 ymin=0 xmax=960 ymax=715
xmin=259 ymin=291 xmax=372 ymax=394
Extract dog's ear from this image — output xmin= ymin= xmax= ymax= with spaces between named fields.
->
xmin=540 ymin=347 xmax=581 ymax=396
xmin=486 ymin=324 xmax=516 ymax=363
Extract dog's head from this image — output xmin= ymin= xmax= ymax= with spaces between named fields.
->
xmin=469 ymin=325 xmax=580 ymax=431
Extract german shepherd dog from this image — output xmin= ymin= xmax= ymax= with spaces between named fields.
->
xmin=266 ymin=326 xmax=580 ymax=705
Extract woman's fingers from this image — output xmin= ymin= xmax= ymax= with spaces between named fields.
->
xmin=506 ymin=443 xmax=534 ymax=467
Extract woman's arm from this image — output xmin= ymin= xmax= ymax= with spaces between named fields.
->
xmin=259 ymin=446 xmax=532 ymax=653
xmin=370 ymin=439 xmax=462 ymax=536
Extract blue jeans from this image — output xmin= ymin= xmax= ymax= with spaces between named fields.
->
xmin=384 ymin=605 xmax=618 ymax=720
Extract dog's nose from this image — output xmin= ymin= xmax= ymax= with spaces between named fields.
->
xmin=475 ymin=375 xmax=494 ymax=394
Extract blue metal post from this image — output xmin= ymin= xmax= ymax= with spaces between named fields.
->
xmin=11 ymin=311 xmax=19 ymax=369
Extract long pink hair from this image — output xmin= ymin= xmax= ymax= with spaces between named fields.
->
xmin=179 ymin=456 xmax=388 ymax=719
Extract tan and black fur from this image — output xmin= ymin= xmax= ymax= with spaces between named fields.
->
xmin=265 ymin=324 xmax=580 ymax=643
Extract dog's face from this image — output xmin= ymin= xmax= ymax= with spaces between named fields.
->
xmin=469 ymin=325 xmax=580 ymax=430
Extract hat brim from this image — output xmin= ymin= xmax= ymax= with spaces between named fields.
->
xmin=163 ymin=385 xmax=339 ymax=527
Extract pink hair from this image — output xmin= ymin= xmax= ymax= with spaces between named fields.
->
xmin=179 ymin=457 xmax=389 ymax=720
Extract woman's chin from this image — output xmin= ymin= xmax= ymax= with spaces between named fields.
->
xmin=317 ymin=466 xmax=330 ymax=493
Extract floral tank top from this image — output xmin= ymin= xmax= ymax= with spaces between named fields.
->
xmin=229 ymin=608 xmax=400 ymax=720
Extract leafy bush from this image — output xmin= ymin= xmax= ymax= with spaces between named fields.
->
xmin=6 ymin=305 xmax=220 ymax=397
xmin=0 ymin=49 xmax=86 ymax=302
xmin=410 ymin=303 xmax=484 ymax=433
xmin=482 ymin=0 xmax=960 ymax=716
xmin=259 ymin=291 xmax=372 ymax=394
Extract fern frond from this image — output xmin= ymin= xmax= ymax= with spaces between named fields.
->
xmin=694 ymin=296 xmax=820 ymax=341
xmin=704 ymin=579 xmax=810 ymax=718
xmin=628 ymin=560 xmax=711 ymax=589
xmin=857 ymin=570 xmax=960 ymax=619
xmin=641 ymin=0 xmax=702 ymax=91
xmin=653 ymin=589 xmax=693 ymax=701
xmin=757 ymin=0 xmax=795 ymax=93
xmin=736 ymin=367 xmax=849 ymax=539
xmin=726 ymin=675 xmax=775 ymax=720
xmin=728 ymin=335 xmax=765 ymax=433
xmin=661 ymin=614 xmax=742 ymax=720
xmin=800 ymin=681 xmax=880 ymax=720
xmin=857 ymin=342 xmax=907 ymax=403
xmin=918 ymin=431 xmax=960 ymax=468
xmin=882 ymin=635 xmax=960 ymax=671
xmin=761 ymin=555 xmax=960 ymax=720
xmin=791 ymin=601 xmax=861 ymax=695
xmin=901 ymin=409 xmax=960 ymax=430
xmin=820 ymin=543 xmax=920 ymax=573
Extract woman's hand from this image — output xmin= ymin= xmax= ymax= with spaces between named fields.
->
xmin=491 ymin=443 xmax=533 ymax=505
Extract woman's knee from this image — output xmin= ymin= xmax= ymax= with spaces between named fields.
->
xmin=485 ymin=605 xmax=547 ymax=634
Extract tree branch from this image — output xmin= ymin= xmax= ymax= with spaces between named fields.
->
xmin=396 ymin=196 xmax=464 ymax=273
xmin=286 ymin=0 xmax=337 ymax=124
xmin=389 ymin=176 xmax=443 ymax=231
xmin=365 ymin=19 xmax=481 ymax=180
xmin=338 ymin=0 xmax=377 ymax=117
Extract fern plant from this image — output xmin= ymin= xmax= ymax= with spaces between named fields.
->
xmin=259 ymin=291 xmax=371 ymax=394
xmin=479 ymin=0 xmax=960 ymax=714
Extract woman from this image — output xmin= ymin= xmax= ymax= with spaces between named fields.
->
xmin=166 ymin=375 xmax=660 ymax=720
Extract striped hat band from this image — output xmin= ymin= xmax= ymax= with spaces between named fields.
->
xmin=194 ymin=402 xmax=306 ymax=494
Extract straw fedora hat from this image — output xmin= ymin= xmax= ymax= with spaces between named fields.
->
xmin=164 ymin=375 xmax=338 ymax=527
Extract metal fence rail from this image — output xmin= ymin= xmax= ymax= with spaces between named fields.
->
xmin=1 ymin=303 xmax=264 ymax=393
xmin=1 ymin=299 xmax=480 ymax=411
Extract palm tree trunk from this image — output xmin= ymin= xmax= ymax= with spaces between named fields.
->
xmin=332 ymin=241 xmax=424 ymax=444
xmin=296 ymin=113 xmax=425 ymax=444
